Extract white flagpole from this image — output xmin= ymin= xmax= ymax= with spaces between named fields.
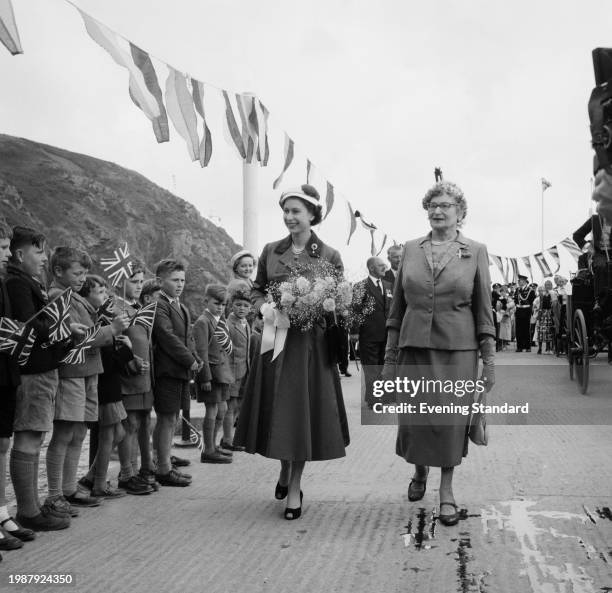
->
xmin=242 ymin=92 xmax=259 ymax=254
xmin=541 ymin=183 xmax=544 ymax=252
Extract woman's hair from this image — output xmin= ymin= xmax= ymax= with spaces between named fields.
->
xmin=231 ymin=251 xmax=256 ymax=273
xmin=422 ymin=181 xmax=468 ymax=227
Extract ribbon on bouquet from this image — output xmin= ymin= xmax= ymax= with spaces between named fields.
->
xmin=260 ymin=302 xmax=291 ymax=360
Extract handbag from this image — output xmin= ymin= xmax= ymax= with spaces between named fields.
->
xmin=469 ymin=393 xmax=488 ymax=446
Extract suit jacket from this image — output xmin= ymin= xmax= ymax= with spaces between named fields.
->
xmin=252 ymin=231 xmax=343 ymax=311
xmin=354 ymin=277 xmax=393 ymax=343
xmin=0 ymin=277 xmax=20 ymax=387
xmin=193 ymin=310 xmax=233 ymax=385
xmin=383 ymin=269 xmax=397 ymax=289
xmin=387 ymin=232 xmax=495 ymax=350
xmin=152 ymin=293 xmax=198 ymax=381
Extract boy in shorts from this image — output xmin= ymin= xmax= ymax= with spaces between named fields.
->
xmin=44 ymin=247 xmax=129 ymax=515
xmin=152 ymin=260 xmax=199 ymax=486
xmin=194 ymin=284 xmax=233 ymax=464
xmin=6 ymin=227 xmax=82 ymax=531
xmin=0 ymin=222 xmax=35 ymax=548
xmin=221 ymin=289 xmax=252 ymax=451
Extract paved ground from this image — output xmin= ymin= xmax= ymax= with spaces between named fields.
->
xmin=1 ymin=351 xmax=611 ymax=593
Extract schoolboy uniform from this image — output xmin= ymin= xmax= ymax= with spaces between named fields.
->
xmin=226 ymin=311 xmax=251 ymax=400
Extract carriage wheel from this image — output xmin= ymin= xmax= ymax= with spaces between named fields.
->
xmin=572 ymin=309 xmax=589 ymax=395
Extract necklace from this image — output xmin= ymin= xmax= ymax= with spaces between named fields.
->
xmin=291 ymin=244 xmax=305 ymax=255
xmin=431 ymin=239 xmax=453 ymax=246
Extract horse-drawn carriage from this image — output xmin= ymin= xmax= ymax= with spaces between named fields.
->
xmin=565 ymin=263 xmax=612 ymax=394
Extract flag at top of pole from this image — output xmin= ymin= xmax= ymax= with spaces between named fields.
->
xmin=541 ymin=178 xmax=552 ymax=191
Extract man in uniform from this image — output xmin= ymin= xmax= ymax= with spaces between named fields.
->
xmin=514 ymin=275 xmax=536 ymax=352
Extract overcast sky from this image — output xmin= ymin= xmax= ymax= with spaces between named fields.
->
xmin=1 ymin=0 xmax=611 ymax=280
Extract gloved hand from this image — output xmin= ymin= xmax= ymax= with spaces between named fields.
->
xmin=381 ymin=328 xmax=399 ymax=381
xmin=479 ymin=335 xmax=495 ymax=393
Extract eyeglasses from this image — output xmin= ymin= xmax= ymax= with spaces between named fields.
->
xmin=427 ymin=202 xmax=456 ymax=211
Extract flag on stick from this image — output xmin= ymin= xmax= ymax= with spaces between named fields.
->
xmin=44 ymin=289 xmax=72 ymax=344
xmin=61 ymin=325 xmax=102 ymax=365
xmin=0 ymin=318 xmax=35 ymax=365
xmin=541 ymin=178 xmax=552 ymax=191
xmin=17 ymin=328 xmax=35 ymax=366
xmin=101 ymin=243 xmax=132 ymax=287
xmin=96 ymin=297 xmax=116 ymax=326
xmin=128 ymin=302 xmax=157 ymax=331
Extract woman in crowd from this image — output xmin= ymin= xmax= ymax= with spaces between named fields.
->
xmin=382 ymin=180 xmax=495 ymax=526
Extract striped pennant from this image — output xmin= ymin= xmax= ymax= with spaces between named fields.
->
xmin=44 ymin=289 xmax=72 ymax=343
xmin=79 ymin=11 xmax=160 ymax=128
xmin=233 ymin=94 xmax=269 ymax=165
xmin=560 ymin=237 xmax=582 ymax=262
xmin=165 ymin=67 xmax=200 ymax=162
xmin=323 ymin=181 xmax=335 ymax=220
xmin=61 ymin=324 xmax=102 ymax=365
xmin=272 ymin=133 xmax=294 ymax=189
xmin=191 ymin=79 xmax=213 ymax=167
xmin=257 ymin=101 xmax=270 ymax=165
xmin=130 ymin=44 xmax=169 ymax=143
xmin=521 ymin=256 xmax=533 ymax=280
xmin=101 ymin=243 xmax=133 ymax=287
xmin=306 ymin=159 xmax=313 ymax=184
xmin=547 ymin=246 xmax=561 ymax=274
xmin=509 ymin=258 xmax=519 ymax=284
xmin=222 ymin=90 xmax=246 ymax=159
xmin=534 ymin=252 xmax=552 ymax=278
xmin=0 ymin=0 xmax=22 ymax=55
xmin=128 ymin=301 xmax=157 ymax=332
xmin=346 ymin=202 xmax=357 ymax=245
xmin=376 ymin=234 xmax=388 ymax=257
xmin=355 ymin=211 xmax=377 ymax=256
xmin=489 ymin=254 xmax=505 ymax=280
xmin=96 ymin=297 xmax=116 ymax=326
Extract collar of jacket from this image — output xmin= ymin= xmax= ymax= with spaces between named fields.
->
xmin=7 ymin=263 xmax=47 ymax=298
xmin=273 ymin=232 xmax=322 ymax=258
xmin=418 ymin=231 xmax=468 ymax=246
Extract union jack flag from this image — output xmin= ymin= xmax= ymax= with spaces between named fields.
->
xmin=44 ymin=289 xmax=72 ymax=343
xmin=61 ymin=324 xmax=101 ymax=365
xmin=100 ymin=243 xmax=133 ymax=287
xmin=96 ymin=297 xmax=116 ymax=326
xmin=0 ymin=318 xmax=36 ymax=366
xmin=128 ymin=302 xmax=157 ymax=332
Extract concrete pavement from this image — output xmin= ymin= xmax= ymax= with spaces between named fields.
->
xmin=1 ymin=351 xmax=612 ymax=593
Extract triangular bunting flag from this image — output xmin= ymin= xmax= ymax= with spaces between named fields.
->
xmin=0 ymin=0 xmax=22 ymax=55
xmin=129 ymin=44 xmax=169 ymax=143
xmin=346 ymin=202 xmax=357 ymax=245
xmin=547 ymin=246 xmax=560 ymax=274
xmin=489 ymin=254 xmax=505 ymax=280
xmin=560 ymin=237 xmax=582 ymax=262
xmin=165 ymin=67 xmax=200 ymax=162
xmin=191 ymin=79 xmax=213 ymax=167
xmin=272 ymin=133 xmax=294 ymax=189
xmin=323 ymin=181 xmax=334 ymax=220
xmin=521 ymin=256 xmax=533 ymax=281
xmin=534 ymin=252 xmax=552 ymax=278
xmin=509 ymin=258 xmax=519 ymax=284
xmin=222 ymin=90 xmax=246 ymax=160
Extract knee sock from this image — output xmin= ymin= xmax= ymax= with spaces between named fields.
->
xmin=138 ymin=422 xmax=153 ymax=471
xmin=130 ymin=432 xmax=139 ymax=474
xmin=62 ymin=434 xmax=85 ymax=497
xmin=32 ymin=451 xmax=41 ymax=507
xmin=117 ymin=430 xmax=134 ymax=481
xmin=214 ymin=417 xmax=223 ymax=447
xmin=46 ymin=437 xmax=68 ymax=499
xmin=203 ymin=418 xmax=216 ymax=454
xmin=222 ymin=409 xmax=234 ymax=443
xmin=10 ymin=449 xmax=39 ymax=518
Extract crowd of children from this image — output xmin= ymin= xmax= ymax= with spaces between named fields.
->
xmin=0 ymin=223 xmax=261 ymax=560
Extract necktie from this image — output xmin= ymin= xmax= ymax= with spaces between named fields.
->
xmin=376 ymin=280 xmax=383 ymax=296
xmin=214 ymin=317 xmax=233 ymax=355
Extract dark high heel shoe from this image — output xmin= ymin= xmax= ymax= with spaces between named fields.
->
xmin=275 ymin=482 xmax=288 ymax=500
xmin=284 ymin=492 xmax=304 ymax=520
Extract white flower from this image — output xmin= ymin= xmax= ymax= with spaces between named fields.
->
xmin=322 ymin=298 xmax=336 ymax=312
xmin=280 ymin=292 xmax=296 ymax=307
xmin=295 ymin=277 xmax=311 ymax=294
xmin=279 ymin=282 xmax=292 ymax=294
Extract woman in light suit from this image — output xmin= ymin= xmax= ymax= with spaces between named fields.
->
xmin=383 ymin=181 xmax=495 ymax=526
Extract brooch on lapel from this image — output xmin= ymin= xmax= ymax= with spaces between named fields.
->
xmin=385 ymin=289 xmax=393 ymax=298
xmin=310 ymin=243 xmax=319 ymax=256
xmin=457 ymin=247 xmax=471 ymax=259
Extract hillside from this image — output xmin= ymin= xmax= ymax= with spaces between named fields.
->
xmin=0 ymin=134 xmax=241 ymax=316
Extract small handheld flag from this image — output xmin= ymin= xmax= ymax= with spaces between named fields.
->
xmin=44 ymin=289 xmax=72 ymax=343
xmin=96 ymin=297 xmax=116 ymax=326
xmin=128 ymin=302 xmax=157 ymax=331
xmin=61 ymin=324 xmax=101 ymax=365
xmin=0 ymin=318 xmax=36 ymax=366
xmin=101 ymin=243 xmax=133 ymax=287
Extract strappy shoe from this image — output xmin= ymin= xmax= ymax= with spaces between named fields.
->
xmin=284 ymin=492 xmax=304 ymax=520
xmin=274 ymin=482 xmax=288 ymax=500
xmin=407 ymin=467 xmax=429 ymax=501
xmin=438 ymin=501 xmax=460 ymax=526
xmin=0 ymin=518 xmax=35 ymax=542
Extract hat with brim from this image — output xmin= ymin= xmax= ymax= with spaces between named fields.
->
xmin=279 ymin=184 xmax=322 ymax=211
xmin=518 ymin=275 xmax=528 ymax=282
xmin=230 ymin=249 xmax=256 ymax=271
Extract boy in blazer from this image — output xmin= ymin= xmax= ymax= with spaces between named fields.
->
xmin=152 ymin=260 xmax=200 ymax=486
xmin=193 ymin=284 xmax=233 ymax=464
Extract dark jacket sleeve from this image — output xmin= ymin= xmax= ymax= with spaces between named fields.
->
xmin=193 ymin=318 xmax=212 ymax=384
xmin=251 ymin=243 xmax=270 ymax=312
xmin=386 ymin=247 xmax=408 ymax=331
xmin=572 ymin=218 xmax=592 ymax=249
xmin=6 ymin=277 xmax=51 ymax=341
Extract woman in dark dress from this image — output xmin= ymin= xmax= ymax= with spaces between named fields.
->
xmin=234 ymin=185 xmax=350 ymax=520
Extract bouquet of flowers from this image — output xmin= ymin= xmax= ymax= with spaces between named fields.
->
xmin=268 ymin=260 xmax=375 ymax=331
